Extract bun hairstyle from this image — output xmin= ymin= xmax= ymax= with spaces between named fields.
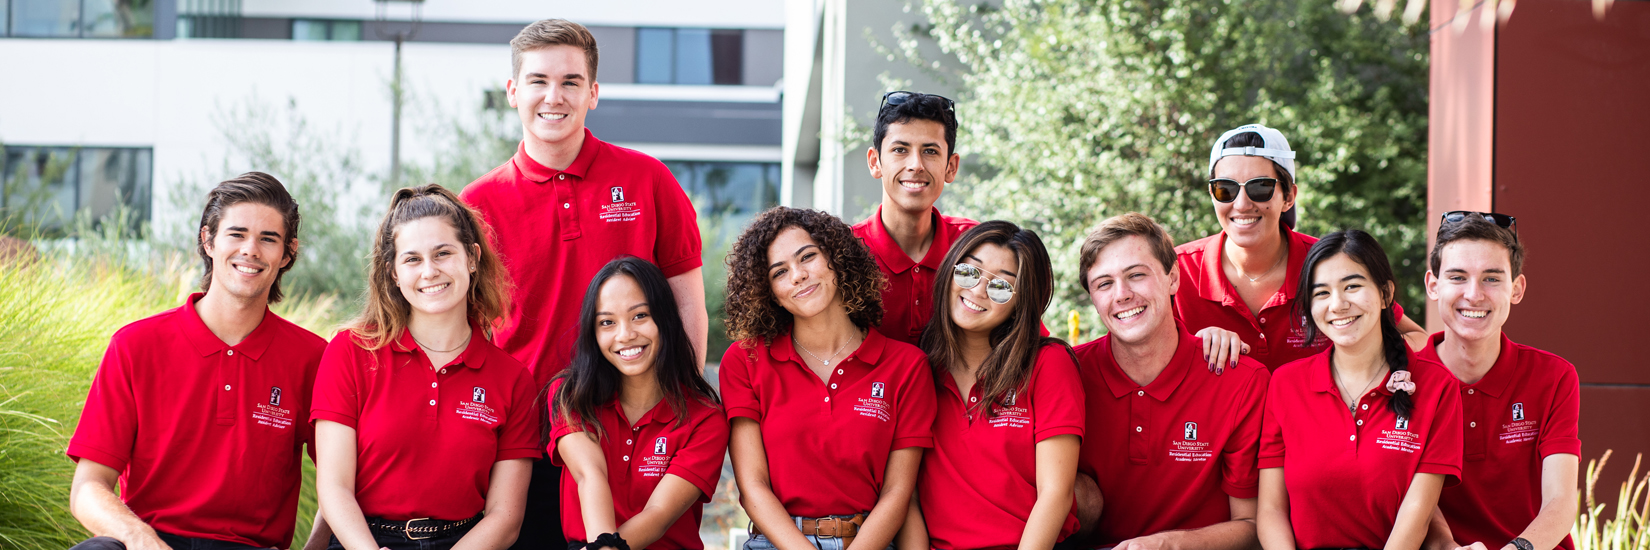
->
xmin=546 ymin=257 xmax=717 ymax=445
xmin=1294 ymin=229 xmax=1412 ymax=419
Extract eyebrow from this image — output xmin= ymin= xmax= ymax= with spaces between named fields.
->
xmin=770 ymin=244 xmax=819 ymax=270
xmin=1445 ymin=267 xmax=1507 ymax=274
xmin=226 ymin=225 xmax=285 ymax=239
xmin=596 ymin=303 xmax=650 ymax=316
xmin=963 ymin=255 xmax=1018 ymax=278
xmin=399 ymin=243 xmax=456 ymax=256
xmin=525 ymin=72 xmax=585 ymax=81
xmin=891 ymin=139 xmax=943 ymax=150
xmin=1313 ymin=273 xmax=1369 ymax=288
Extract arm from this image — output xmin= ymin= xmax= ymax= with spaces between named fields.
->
xmin=302 ymin=510 xmax=333 ymax=550
xmin=315 ymin=420 xmax=383 ymax=550
xmin=846 ymin=447 xmax=922 ymax=550
xmin=616 ymin=475 xmax=705 ymax=550
xmin=1018 ymin=434 xmax=1080 ymax=550
xmin=1386 ymin=473 xmax=1447 ymax=550
xmin=1256 ymin=468 xmax=1293 ymax=550
xmin=1071 ymin=472 xmax=1104 ymax=544
xmin=1195 ymin=326 xmax=1250 ymax=375
xmin=666 ymin=268 xmax=709 ymax=372
xmin=896 ymin=494 xmax=929 ymax=550
xmin=451 ymin=458 xmax=532 ymax=550
xmin=559 ymin=431 xmax=618 ymax=542
xmin=68 ymin=459 xmax=173 ymax=550
xmin=1396 ymin=313 xmax=1428 ymax=352
xmin=1112 ymin=496 xmax=1258 ymax=550
xmin=1424 ymin=507 xmax=1457 ymax=550
xmin=728 ymin=418 xmax=814 ymax=550
xmin=1479 ymin=454 xmax=1578 ymax=550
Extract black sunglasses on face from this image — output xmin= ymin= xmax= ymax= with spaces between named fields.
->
xmin=1207 ymin=177 xmax=1279 ymax=204
xmin=881 ymin=91 xmax=956 ymax=113
xmin=1441 ymin=210 xmax=1518 ymax=233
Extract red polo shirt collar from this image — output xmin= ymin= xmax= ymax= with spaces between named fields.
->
xmin=1095 ymin=325 xmax=1198 ymax=401
xmin=389 ymin=323 xmax=491 ymax=371
xmin=179 ymin=292 xmax=275 ymax=361
xmin=860 ymin=205 xmax=959 ymax=276
xmin=1425 ymin=332 xmax=1515 ymax=398
xmin=1305 ymin=349 xmax=1404 ymax=398
xmin=1194 ymin=229 xmax=1314 ymax=308
xmin=511 ymin=129 xmax=601 ymax=183
xmin=767 ymin=328 xmax=889 ymax=367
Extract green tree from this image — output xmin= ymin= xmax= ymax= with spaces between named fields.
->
xmin=890 ymin=0 xmax=1429 ymax=338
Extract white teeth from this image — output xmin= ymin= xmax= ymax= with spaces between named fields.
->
xmin=419 ymin=283 xmax=450 ymax=294
xmin=961 ymin=296 xmax=987 ymax=312
xmin=1460 ymin=310 xmax=1488 ymax=319
xmin=233 ymin=265 xmax=262 ymax=275
xmin=1114 ymin=306 xmax=1145 ymax=319
xmin=539 ymin=113 xmax=567 ymax=120
xmin=1330 ymin=317 xmax=1357 ymax=327
xmin=617 ymin=346 xmax=643 ymax=359
xmin=900 ymin=181 xmax=928 ymax=190
xmin=1231 ymin=217 xmax=1260 ymax=226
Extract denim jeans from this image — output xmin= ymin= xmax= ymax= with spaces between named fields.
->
xmin=71 ymin=532 xmax=268 ymax=550
xmin=742 ymin=516 xmax=892 ymax=550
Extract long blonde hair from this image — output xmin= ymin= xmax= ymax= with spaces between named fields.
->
xmin=347 ymin=184 xmax=512 ymax=351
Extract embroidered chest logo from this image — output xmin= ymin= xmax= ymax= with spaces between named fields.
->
xmin=473 ymin=387 xmax=487 ymax=403
xmin=638 ymin=436 xmax=672 ymax=477
xmin=654 ymin=436 xmax=668 ymax=455
xmin=1394 ymin=416 xmax=1410 ymax=430
xmin=988 ymin=388 xmax=1031 ymax=429
xmin=1376 ymin=416 xmax=1422 ymax=453
xmin=1170 ymin=420 xmax=1213 ymax=462
xmin=1512 ymin=403 xmax=1525 ymax=421
xmin=854 ymin=382 xmax=892 ymax=422
xmin=1184 ymin=422 xmax=1198 ymax=441
xmin=610 ymin=186 xmax=625 ymax=202
xmin=253 ymin=386 xmax=295 ymax=430
xmin=457 ymin=387 xmax=500 ymax=426
xmin=1499 ymin=402 xmax=1539 ymax=444
xmin=599 ymin=187 xmax=641 ymax=223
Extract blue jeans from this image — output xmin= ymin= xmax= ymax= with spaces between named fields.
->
xmin=742 ymin=516 xmax=892 ymax=550
xmin=71 ymin=532 xmax=266 ymax=550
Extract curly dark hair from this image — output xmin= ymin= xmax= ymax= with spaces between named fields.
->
xmin=724 ymin=207 xmax=886 ymax=343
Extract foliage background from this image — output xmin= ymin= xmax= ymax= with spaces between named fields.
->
xmin=883 ymin=0 xmax=1429 ymax=338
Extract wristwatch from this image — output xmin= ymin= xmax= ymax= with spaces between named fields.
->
xmin=1511 ymin=538 xmax=1534 ymax=550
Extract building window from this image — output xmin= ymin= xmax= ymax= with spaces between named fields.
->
xmin=637 ymin=28 xmax=744 ymax=86
xmin=6 ymin=0 xmax=153 ymax=38
xmin=176 ymin=0 xmax=238 ymax=38
xmin=664 ymin=161 xmax=779 ymax=238
xmin=292 ymin=19 xmax=359 ymax=41
xmin=1 ymin=146 xmax=152 ymax=231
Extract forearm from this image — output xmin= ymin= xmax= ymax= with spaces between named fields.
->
xmin=849 ymin=448 xmax=920 ymax=550
xmin=69 ymin=481 xmax=161 ymax=544
xmin=317 ymin=482 xmax=378 ymax=550
xmin=302 ymin=511 xmax=334 ymax=550
xmin=449 ymin=514 xmax=523 ymax=550
xmin=453 ymin=459 xmax=531 ymax=550
xmin=895 ymin=497 xmax=929 ymax=550
xmin=573 ymin=477 xmax=620 ymax=539
xmin=666 ymin=269 xmax=709 ymax=371
xmin=1159 ymin=519 xmax=1259 ymax=550
xmin=1516 ymin=492 xmax=1580 ymax=550
xmin=1396 ymin=314 xmax=1428 ymax=351
xmin=1016 ymin=485 xmax=1074 ymax=550
xmin=737 ymin=482 xmax=814 ymax=550
xmin=1386 ymin=474 xmax=1445 ymax=550
xmin=1422 ymin=507 xmax=1457 ymax=550
xmin=1256 ymin=469 xmax=1294 ymax=550
xmin=616 ymin=507 xmax=677 ymax=550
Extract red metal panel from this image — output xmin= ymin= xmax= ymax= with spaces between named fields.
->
xmin=1425 ymin=0 xmax=1497 ymax=332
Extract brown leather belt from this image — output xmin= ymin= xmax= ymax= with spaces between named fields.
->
xmin=750 ymin=513 xmax=867 ymax=545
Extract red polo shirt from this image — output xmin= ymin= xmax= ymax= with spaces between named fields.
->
xmin=462 ymin=131 xmax=703 ymax=387
xmin=67 ymin=293 xmax=325 ymax=549
xmin=718 ymin=329 xmax=937 ymax=517
xmin=919 ymin=344 xmax=1084 ymax=550
xmin=1419 ymin=333 xmax=1580 ymax=550
xmin=1259 ymin=348 xmax=1464 ymax=548
xmin=1174 ymin=231 xmax=1406 ymax=370
xmin=1073 ymin=327 xmax=1269 ymax=545
xmin=311 ymin=326 xmax=540 ymax=521
xmin=548 ymin=380 xmax=730 ymax=550
xmin=852 ymin=205 xmax=978 ymax=345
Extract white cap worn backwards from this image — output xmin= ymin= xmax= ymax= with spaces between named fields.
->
xmin=1207 ymin=123 xmax=1296 ymax=180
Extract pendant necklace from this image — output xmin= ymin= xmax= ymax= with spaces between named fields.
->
xmin=797 ymin=334 xmax=855 ymax=367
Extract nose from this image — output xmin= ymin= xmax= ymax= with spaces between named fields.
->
xmin=789 ymin=263 xmax=809 ymax=285
xmin=1464 ymin=280 xmax=1486 ymax=302
xmin=1230 ymin=184 xmax=1256 ymax=210
xmin=616 ymin=319 xmax=636 ymax=343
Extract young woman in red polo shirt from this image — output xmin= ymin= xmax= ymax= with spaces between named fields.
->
xmin=312 ymin=185 xmax=538 ymax=550
xmin=720 ymin=207 xmax=938 ymax=550
xmin=1256 ymin=229 xmax=1464 ymax=550
xmin=548 ymin=257 xmax=729 ymax=550
xmin=901 ymin=221 xmax=1084 ymax=550
xmin=1179 ymin=125 xmax=1427 ymax=372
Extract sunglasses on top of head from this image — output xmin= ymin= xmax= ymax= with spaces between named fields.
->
xmin=1207 ymin=177 xmax=1280 ymax=204
xmin=952 ymin=263 xmax=1016 ymax=304
xmin=1440 ymin=210 xmax=1518 ymax=234
xmin=881 ymin=91 xmax=956 ymax=113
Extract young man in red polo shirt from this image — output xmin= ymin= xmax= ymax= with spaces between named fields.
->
xmin=459 ymin=19 xmax=706 ymax=550
xmin=1069 ymin=213 xmax=1269 ymax=550
xmin=1420 ymin=214 xmax=1579 ymax=550
xmin=66 ymin=172 xmax=327 ymax=550
xmin=851 ymin=91 xmax=977 ymax=346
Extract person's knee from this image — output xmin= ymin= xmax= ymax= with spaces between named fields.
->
xmin=1073 ymin=472 xmax=1104 ymax=536
xmin=70 ymin=537 xmax=128 ymax=550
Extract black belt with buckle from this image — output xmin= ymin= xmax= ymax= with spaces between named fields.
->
xmin=365 ymin=513 xmax=483 ymax=540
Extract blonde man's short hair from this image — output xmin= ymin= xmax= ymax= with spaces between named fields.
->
xmin=1077 ymin=212 xmax=1178 ymax=291
xmin=511 ymin=19 xmax=599 ymax=82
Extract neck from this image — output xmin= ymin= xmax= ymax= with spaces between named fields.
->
xmin=1332 ymin=333 xmax=1388 ymax=381
xmin=791 ymin=304 xmax=860 ymax=356
xmin=1436 ymin=329 xmax=1502 ymax=385
xmin=407 ymin=309 xmax=472 ymax=350
xmin=879 ymin=204 xmax=936 ymax=262
xmin=956 ymin=329 xmax=995 ymax=376
xmin=523 ymin=130 xmax=586 ymax=172
xmin=195 ymin=289 xmax=267 ymax=346
xmin=1110 ymin=323 xmax=1181 ymax=386
xmin=1223 ymin=229 xmax=1288 ymax=277
xmin=619 ymin=372 xmax=664 ymax=415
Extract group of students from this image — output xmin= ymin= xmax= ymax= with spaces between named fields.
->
xmin=60 ymin=16 xmax=1579 ymax=550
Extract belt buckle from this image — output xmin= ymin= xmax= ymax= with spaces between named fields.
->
xmin=813 ymin=518 xmax=836 ymax=539
xmin=405 ymin=517 xmax=433 ymax=540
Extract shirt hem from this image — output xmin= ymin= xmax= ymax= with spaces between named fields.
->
xmin=310 ymin=409 xmax=359 ymax=429
xmin=892 ymin=436 xmax=935 ymax=450
xmin=64 ymin=443 xmax=130 ymax=473
xmin=1033 ymin=426 xmax=1083 ymax=442
xmin=1257 ymin=456 xmax=1284 ymax=469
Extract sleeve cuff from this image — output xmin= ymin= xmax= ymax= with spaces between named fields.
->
xmin=1540 ymin=437 xmax=1582 ymax=459
xmin=496 ymin=448 xmax=543 ymax=462
xmin=65 ymin=442 xmax=129 ymax=472
xmin=725 ymin=406 xmax=761 ymax=422
xmin=1034 ymin=425 xmax=1083 ymax=443
xmin=1222 ymin=480 xmax=1259 ymax=499
xmin=658 ymin=256 xmax=704 ymax=279
xmin=1257 ymin=456 xmax=1284 ymax=469
xmin=310 ymin=409 xmax=358 ymax=429
xmin=1417 ymin=462 xmax=1462 ymax=487
xmin=892 ymin=436 xmax=934 ymax=450
xmin=667 ymin=467 xmax=719 ymax=499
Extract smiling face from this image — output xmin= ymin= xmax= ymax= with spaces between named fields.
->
xmin=1309 ymin=253 xmax=1393 ymax=350
xmin=1211 ymin=156 xmax=1295 ymax=248
xmin=1426 ymin=239 xmax=1525 ymax=342
xmin=868 ymin=119 xmax=959 ymax=217
xmin=767 ymin=226 xmax=842 ymax=320
xmin=1086 ymin=235 xmax=1180 ymax=346
xmin=508 ymin=45 xmax=599 ymax=152
xmin=594 ymin=273 xmax=660 ymax=379
xmin=201 ymin=202 xmax=293 ymax=304
xmin=392 ymin=217 xmax=476 ymax=321
xmin=949 ymin=242 xmax=1019 ymax=335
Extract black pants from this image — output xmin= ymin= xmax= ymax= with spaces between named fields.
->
xmin=71 ymin=532 xmax=264 ymax=550
xmin=510 ymin=456 xmax=566 ymax=550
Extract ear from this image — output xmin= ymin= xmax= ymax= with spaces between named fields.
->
xmin=587 ymin=81 xmax=600 ymax=110
xmin=1281 ymin=182 xmax=1298 ymax=211
xmin=1510 ymin=273 xmax=1526 ymax=305
xmin=866 ymin=146 xmax=883 ymax=179
xmin=282 ymin=238 xmax=299 ymax=270
xmin=1423 ymin=270 xmax=1440 ymax=301
xmin=505 ymin=78 xmax=519 ymax=109
xmin=1383 ymin=280 xmax=1398 ymax=308
xmin=469 ymin=243 xmax=482 ymax=272
xmin=943 ymin=152 xmax=961 ymax=184
xmin=1166 ymin=262 xmax=1181 ymax=296
xmin=199 ymin=225 xmax=213 ymax=254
